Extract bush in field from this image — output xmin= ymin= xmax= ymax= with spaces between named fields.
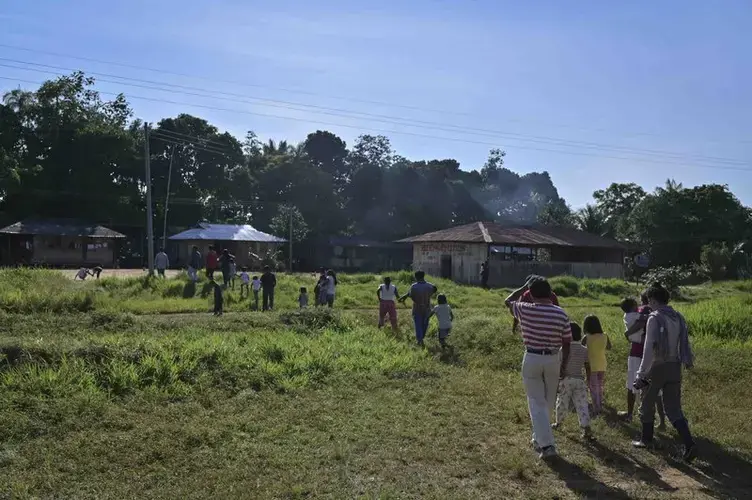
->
xmin=278 ymin=308 xmax=354 ymax=333
xmin=700 ymin=243 xmax=733 ymax=281
xmin=549 ymin=276 xmax=580 ymax=297
xmin=642 ymin=266 xmax=691 ymax=294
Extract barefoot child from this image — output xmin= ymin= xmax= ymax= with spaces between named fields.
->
xmin=553 ymin=322 xmax=593 ymax=439
xmin=582 ymin=315 xmax=611 ymax=415
xmin=429 ymin=293 xmax=453 ymax=348
xmin=251 ymin=275 xmax=261 ymax=311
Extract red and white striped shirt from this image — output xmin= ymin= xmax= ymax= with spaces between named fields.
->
xmin=512 ymin=301 xmax=572 ymax=349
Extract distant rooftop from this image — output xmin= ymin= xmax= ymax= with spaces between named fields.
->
xmin=398 ymin=221 xmax=625 ymax=249
xmin=0 ymin=219 xmax=125 ymax=239
xmin=169 ymin=223 xmax=286 ymax=243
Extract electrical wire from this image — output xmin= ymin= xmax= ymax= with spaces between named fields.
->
xmin=2 ymin=75 xmax=752 ymax=173
xmin=1 ymin=42 xmax=748 ymax=147
xmin=1 ymin=59 xmax=748 ymax=166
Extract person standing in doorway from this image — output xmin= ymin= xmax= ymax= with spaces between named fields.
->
xmin=206 ymin=246 xmax=218 ymax=280
xmin=155 ymin=247 xmax=169 ymax=278
xmin=632 ymin=282 xmax=697 ymax=462
xmin=506 ymin=277 xmax=572 ymax=460
xmin=188 ymin=246 xmax=202 ymax=283
xmin=260 ymin=265 xmax=277 ymax=311
xmin=377 ymin=276 xmax=399 ymax=330
xmin=398 ymin=271 xmax=437 ymax=347
xmin=480 ymin=261 xmax=490 ymax=289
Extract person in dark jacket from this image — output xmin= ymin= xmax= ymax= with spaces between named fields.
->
xmin=212 ymin=280 xmax=224 ymax=316
xmin=480 ymin=261 xmax=490 ymax=289
xmin=218 ymin=248 xmax=235 ymax=288
xmin=260 ymin=265 xmax=277 ymax=311
xmin=188 ymin=246 xmax=202 ymax=282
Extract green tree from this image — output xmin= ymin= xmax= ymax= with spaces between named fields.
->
xmin=537 ymin=198 xmax=574 ymax=227
xmin=592 ymin=182 xmax=646 ymax=237
xmin=270 ymin=204 xmax=308 ymax=242
xmin=574 ymin=204 xmax=608 ymax=235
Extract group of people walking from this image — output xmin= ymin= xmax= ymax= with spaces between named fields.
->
xmin=504 ymin=275 xmax=697 ymax=462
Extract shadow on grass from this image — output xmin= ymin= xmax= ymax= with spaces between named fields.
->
xmin=182 ymin=282 xmax=196 ymax=299
xmin=603 ymin=405 xmax=752 ymax=499
xmin=426 ymin=344 xmax=466 ymax=367
xmin=584 ymin=438 xmax=678 ymax=493
xmin=545 ymin=456 xmax=632 ymax=499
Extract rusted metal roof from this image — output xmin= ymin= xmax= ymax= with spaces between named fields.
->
xmin=398 ymin=222 xmax=625 ymax=249
xmin=0 ymin=219 xmax=126 ymax=239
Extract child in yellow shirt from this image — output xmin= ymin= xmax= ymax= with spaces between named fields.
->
xmin=582 ymin=315 xmax=612 ymax=416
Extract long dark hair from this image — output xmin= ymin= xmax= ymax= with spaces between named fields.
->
xmin=583 ymin=315 xmax=603 ymax=335
xmin=327 ymin=269 xmax=338 ymax=285
xmin=646 ymin=282 xmax=670 ymax=305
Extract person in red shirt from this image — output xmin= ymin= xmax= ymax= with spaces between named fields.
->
xmin=206 ymin=246 xmax=218 ymax=280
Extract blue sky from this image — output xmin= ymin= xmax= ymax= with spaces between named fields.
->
xmin=1 ymin=0 xmax=751 ymax=208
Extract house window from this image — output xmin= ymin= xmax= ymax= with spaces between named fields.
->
xmin=490 ymin=245 xmax=538 ymax=261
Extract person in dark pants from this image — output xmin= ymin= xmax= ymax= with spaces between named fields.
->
xmin=212 ymin=280 xmax=224 ymax=316
xmin=260 ymin=265 xmax=276 ymax=311
xmin=632 ymin=282 xmax=697 ymax=462
xmin=480 ymin=261 xmax=490 ymax=289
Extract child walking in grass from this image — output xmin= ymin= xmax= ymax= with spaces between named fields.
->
xmin=552 ymin=322 xmax=593 ymax=440
xmin=582 ymin=315 xmax=611 ymax=415
xmin=428 ymin=294 xmax=453 ymax=348
xmin=239 ymin=267 xmax=250 ymax=298
xmin=298 ymin=287 xmax=309 ymax=309
xmin=251 ymin=275 xmax=261 ymax=311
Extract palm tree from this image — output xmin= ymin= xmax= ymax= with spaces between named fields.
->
xmin=575 ymin=204 xmax=608 ymax=236
xmin=657 ymin=178 xmax=684 ymax=195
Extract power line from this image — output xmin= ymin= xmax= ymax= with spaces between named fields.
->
xmin=2 ymin=74 xmax=752 ymax=173
xmin=1 ymin=59 xmax=749 ymax=166
xmin=152 ymin=128 xmax=241 ymax=151
xmin=2 ymin=42 xmax=748 ymax=148
xmin=151 ymin=133 xmax=234 ymax=157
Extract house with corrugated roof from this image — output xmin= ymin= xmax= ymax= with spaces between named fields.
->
xmin=0 ymin=219 xmax=126 ymax=267
xmin=168 ymin=223 xmax=286 ymax=269
xmin=398 ymin=221 xmax=626 ymax=286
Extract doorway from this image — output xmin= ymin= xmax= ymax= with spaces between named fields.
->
xmin=440 ymin=255 xmax=452 ymax=279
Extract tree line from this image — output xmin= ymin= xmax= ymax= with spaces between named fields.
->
xmin=1 ymin=72 xmax=750 ymax=271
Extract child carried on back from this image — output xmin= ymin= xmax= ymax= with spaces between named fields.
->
xmin=553 ymin=322 xmax=593 ymax=439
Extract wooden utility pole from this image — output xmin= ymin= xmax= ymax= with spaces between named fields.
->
xmin=144 ymin=123 xmax=155 ymax=275
xmin=162 ymin=145 xmax=176 ymax=247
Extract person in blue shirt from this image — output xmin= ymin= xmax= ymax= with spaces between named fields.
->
xmin=398 ymin=271 xmax=438 ymax=347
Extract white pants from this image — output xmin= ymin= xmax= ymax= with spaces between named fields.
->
xmin=187 ymin=267 xmax=198 ymax=282
xmin=522 ymin=352 xmax=560 ymax=448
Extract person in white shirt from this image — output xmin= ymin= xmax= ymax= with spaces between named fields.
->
xmin=227 ymin=258 xmax=237 ymax=290
xmin=429 ymin=293 xmax=454 ymax=348
xmin=251 ymin=275 xmax=262 ymax=311
xmin=155 ymin=248 xmax=169 ymax=277
xmin=325 ymin=270 xmax=337 ymax=308
xmin=239 ymin=267 xmax=250 ymax=298
xmin=377 ymin=277 xmax=399 ymax=330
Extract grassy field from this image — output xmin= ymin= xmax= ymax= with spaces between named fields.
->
xmin=1 ymin=269 xmax=751 ymax=498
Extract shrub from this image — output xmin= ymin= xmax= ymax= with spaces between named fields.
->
xmin=549 ymin=276 xmax=580 ymax=297
xmin=278 ymin=308 xmax=354 ymax=333
xmin=700 ymin=243 xmax=733 ymax=281
xmin=642 ymin=266 xmax=691 ymax=295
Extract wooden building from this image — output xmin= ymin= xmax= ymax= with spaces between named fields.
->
xmin=0 ymin=219 xmax=125 ymax=267
xmin=300 ymin=236 xmax=412 ymax=273
xmin=398 ymin=222 xmax=625 ymax=286
xmin=168 ymin=223 xmax=286 ymax=269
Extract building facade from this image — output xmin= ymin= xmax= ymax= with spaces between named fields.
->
xmin=0 ymin=219 xmax=125 ymax=267
xmin=400 ymin=222 xmax=625 ymax=286
xmin=169 ymin=223 xmax=286 ymax=269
